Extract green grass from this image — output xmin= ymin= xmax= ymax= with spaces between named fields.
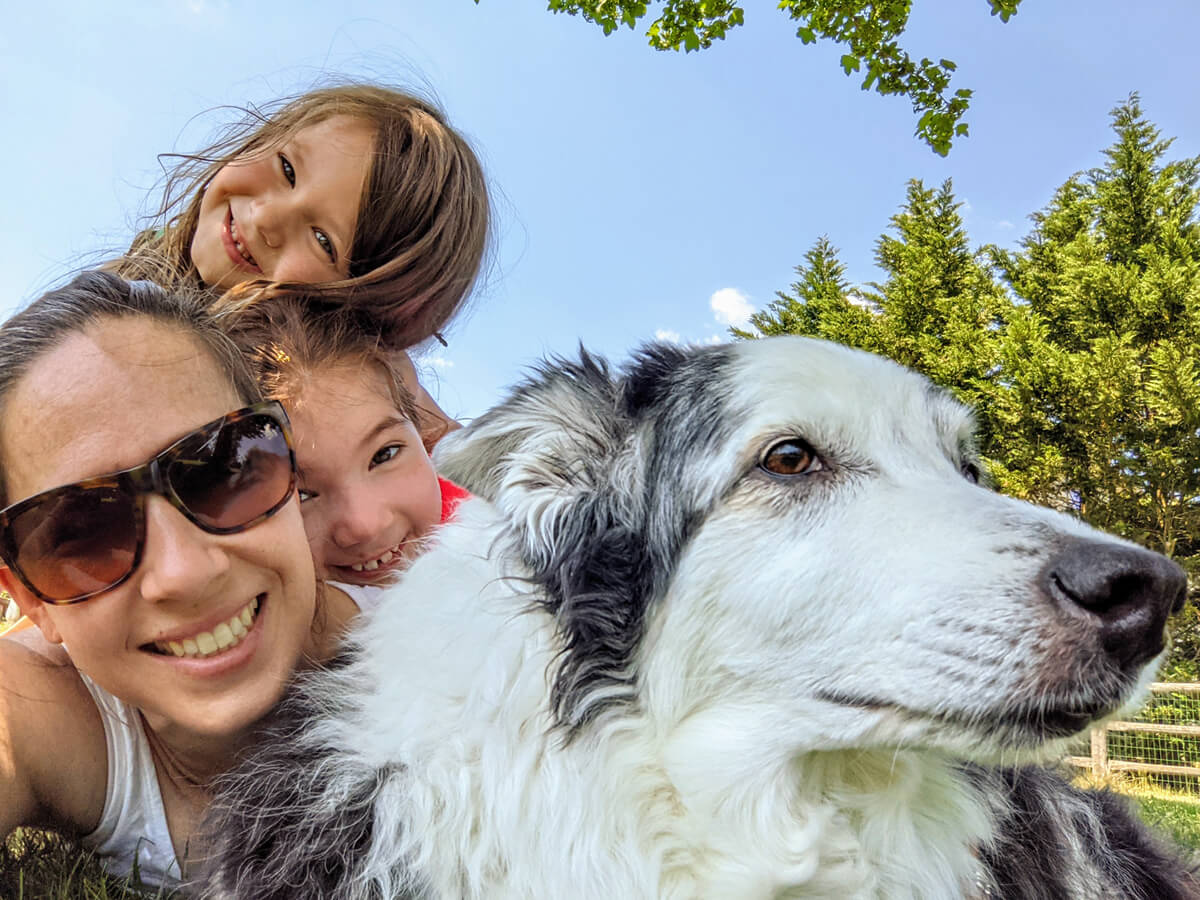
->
xmin=1131 ymin=792 xmax=1200 ymax=851
xmin=4 ymin=794 xmax=1199 ymax=897
xmin=0 ymin=830 xmax=175 ymax=900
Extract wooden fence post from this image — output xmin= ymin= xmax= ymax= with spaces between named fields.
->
xmin=1090 ymin=726 xmax=1109 ymax=778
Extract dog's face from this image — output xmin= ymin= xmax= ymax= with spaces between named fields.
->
xmin=437 ymin=337 xmax=1185 ymax=763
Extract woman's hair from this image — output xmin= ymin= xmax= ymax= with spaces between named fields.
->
xmin=0 ymin=271 xmax=260 ymax=506
xmin=220 ymin=297 xmax=421 ymax=428
xmin=113 ymin=83 xmax=492 ymax=350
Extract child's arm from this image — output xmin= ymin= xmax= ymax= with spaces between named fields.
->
xmin=0 ymin=631 xmax=107 ymax=840
xmin=394 ymin=351 xmax=463 ymax=452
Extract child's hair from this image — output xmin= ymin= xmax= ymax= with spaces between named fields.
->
xmin=113 ymin=83 xmax=491 ymax=350
xmin=0 ymin=271 xmax=260 ymax=507
xmin=221 ymin=297 xmax=422 ymax=432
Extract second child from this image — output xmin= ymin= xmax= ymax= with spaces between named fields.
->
xmin=228 ymin=300 xmax=469 ymax=589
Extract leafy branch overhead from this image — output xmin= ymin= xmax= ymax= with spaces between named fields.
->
xmin=473 ymin=1 xmax=1025 ymax=155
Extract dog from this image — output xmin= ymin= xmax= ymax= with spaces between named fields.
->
xmin=200 ymin=337 xmax=1197 ymax=899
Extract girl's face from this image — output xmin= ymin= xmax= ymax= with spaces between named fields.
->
xmin=0 ymin=318 xmax=318 ymax=741
xmin=191 ymin=116 xmax=375 ymax=291
xmin=288 ymin=363 xmax=443 ymax=587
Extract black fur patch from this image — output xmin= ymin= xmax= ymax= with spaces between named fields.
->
xmin=516 ymin=343 xmax=739 ymax=734
xmin=973 ymin=766 xmax=1200 ymax=899
xmin=198 ymin=650 xmax=419 ymax=899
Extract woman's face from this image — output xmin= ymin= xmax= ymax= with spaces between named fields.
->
xmin=288 ymin=363 xmax=443 ymax=587
xmin=191 ymin=115 xmax=375 ymax=291
xmin=0 ymin=317 xmax=318 ymax=741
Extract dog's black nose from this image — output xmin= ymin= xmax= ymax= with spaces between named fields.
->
xmin=1041 ymin=540 xmax=1188 ymax=670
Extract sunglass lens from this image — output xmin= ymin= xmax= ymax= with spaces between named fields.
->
xmin=167 ymin=413 xmax=293 ymax=531
xmin=11 ymin=485 xmax=138 ymax=602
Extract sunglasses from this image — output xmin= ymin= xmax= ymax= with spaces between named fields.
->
xmin=0 ymin=401 xmax=296 ymax=605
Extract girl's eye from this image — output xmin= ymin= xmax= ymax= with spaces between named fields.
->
xmin=298 ymin=487 xmax=316 ymax=503
xmin=279 ymin=153 xmax=296 ymax=187
xmin=370 ymin=445 xmax=402 ymax=468
xmin=313 ymin=228 xmax=336 ymax=263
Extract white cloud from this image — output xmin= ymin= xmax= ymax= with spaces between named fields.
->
xmin=655 ymin=329 xmax=682 ymax=344
xmin=997 ymin=220 xmax=1014 ymax=230
xmin=704 ymin=334 xmax=723 ymax=345
xmin=428 ymin=355 xmax=455 ymax=370
xmin=183 ymin=0 xmax=227 ymax=13
xmin=710 ymin=287 xmax=754 ymax=327
xmin=846 ymin=289 xmax=876 ymax=311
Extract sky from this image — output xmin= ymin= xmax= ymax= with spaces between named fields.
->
xmin=2 ymin=1 xmax=1198 ymax=419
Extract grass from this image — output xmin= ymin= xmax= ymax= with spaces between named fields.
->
xmin=4 ymin=791 xmax=1199 ymax=897
xmin=0 ymin=830 xmax=176 ymax=900
xmin=1131 ymin=791 xmax=1200 ymax=851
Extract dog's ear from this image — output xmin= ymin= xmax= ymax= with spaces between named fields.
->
xmin=434 ymin=349 xmax=663 ymax=733
xmin=433 ymin=349 xmax=627 ymax=508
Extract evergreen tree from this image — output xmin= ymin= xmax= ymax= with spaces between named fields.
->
xmin=733 ymin=236 xmax=876 ymax=347
xmin=991 ymin=95 xmax=1200 ymax=587
xmin=746 ymin=95 xmax=1200 ymax=670
xmin=743 ymin=179 xmax=1006 ymax=440
xmin=868 ymin=179 xmax=1006 ymax=408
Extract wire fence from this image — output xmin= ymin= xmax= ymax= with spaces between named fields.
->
xmin=1066 ymin=683 xmax=1200 ymax=798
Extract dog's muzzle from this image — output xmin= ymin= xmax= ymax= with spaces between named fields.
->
xmin=1039 ymin=539 xmax=1188 ymax=672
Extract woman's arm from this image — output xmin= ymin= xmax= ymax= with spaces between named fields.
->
xmin=0 ymin=631 xmax=107 ymax=840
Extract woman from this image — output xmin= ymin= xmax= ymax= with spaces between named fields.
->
xmin=0 ymin=272 xmax=372 ymax=886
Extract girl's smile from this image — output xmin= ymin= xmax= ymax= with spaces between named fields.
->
xmin=287 ymin=362 xmax=443 ymax=588
xmin=191 ymin=116 xmax=374 ymax=291
xmin=221 ymin=207 xmax=262 ymax=274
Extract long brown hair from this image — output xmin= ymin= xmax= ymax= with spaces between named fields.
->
xmin=113 ymin=83 xmax=491 ymax=350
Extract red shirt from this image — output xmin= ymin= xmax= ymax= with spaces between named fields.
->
xmin=439 ymin=477 xmax=471 ymax=523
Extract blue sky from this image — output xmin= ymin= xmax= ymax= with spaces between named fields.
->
xmin=2 ymin=1 xmax=1198 ymax=419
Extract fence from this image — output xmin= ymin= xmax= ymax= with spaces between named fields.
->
xmin=1066 ymin=683 xmax=1200 ymax=798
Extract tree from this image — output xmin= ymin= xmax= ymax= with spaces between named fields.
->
xmin=989 ymin=94 xmax=1200 ymax=594
xmin=743 ymin=178 xmax=1006 ymax=429
xmin=476 ymin=1 xmax=1025 ymax=155
xmin=743 ymin=95 xmax=1200 ymax=672
xmin=733 ymin=236 xmax=876 ymax=347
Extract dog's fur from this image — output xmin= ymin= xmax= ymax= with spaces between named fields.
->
xmin=201 ymin=337 xmax=1197 ymax=899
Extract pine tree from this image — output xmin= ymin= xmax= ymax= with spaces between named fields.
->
xmin=868 ymin=179 xmax=1007 ymax=409
xmin=746 ymin=96 xmax=1200 ymax=669
xmin=733 ymin=236 xmax=877 ymax=347
xmin=990 ymin=95 xmax=1200 ymax=639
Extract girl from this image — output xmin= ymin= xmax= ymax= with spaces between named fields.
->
xmin=225 ymin=298 xmax=469 ymax=586
xmin=113 ymin=82 xmax=493 ymax=441
xmin=0 ymin=272 xmax=371 ymax=886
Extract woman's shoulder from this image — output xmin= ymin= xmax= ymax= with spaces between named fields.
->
xmin=0 ymin=627 xmax=108 ymax=833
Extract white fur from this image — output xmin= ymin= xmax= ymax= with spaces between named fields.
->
xmin=209 ymin=338 xmax=1180 ymax=899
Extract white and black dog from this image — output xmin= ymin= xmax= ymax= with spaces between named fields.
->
xmin=201 ymin=337 xmax=1196 ymax=899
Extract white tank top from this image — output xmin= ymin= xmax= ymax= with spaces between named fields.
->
xmin=77 ymin=672 xmax=182 ymax=886
xmin=75 ymin=582 xmax=384 ymax=887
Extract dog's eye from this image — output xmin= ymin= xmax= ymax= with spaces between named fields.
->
xmin=760 ymin=439 xmax=820 ymax=477
xmin=962 ymin=461 xmax=982 ymax=485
